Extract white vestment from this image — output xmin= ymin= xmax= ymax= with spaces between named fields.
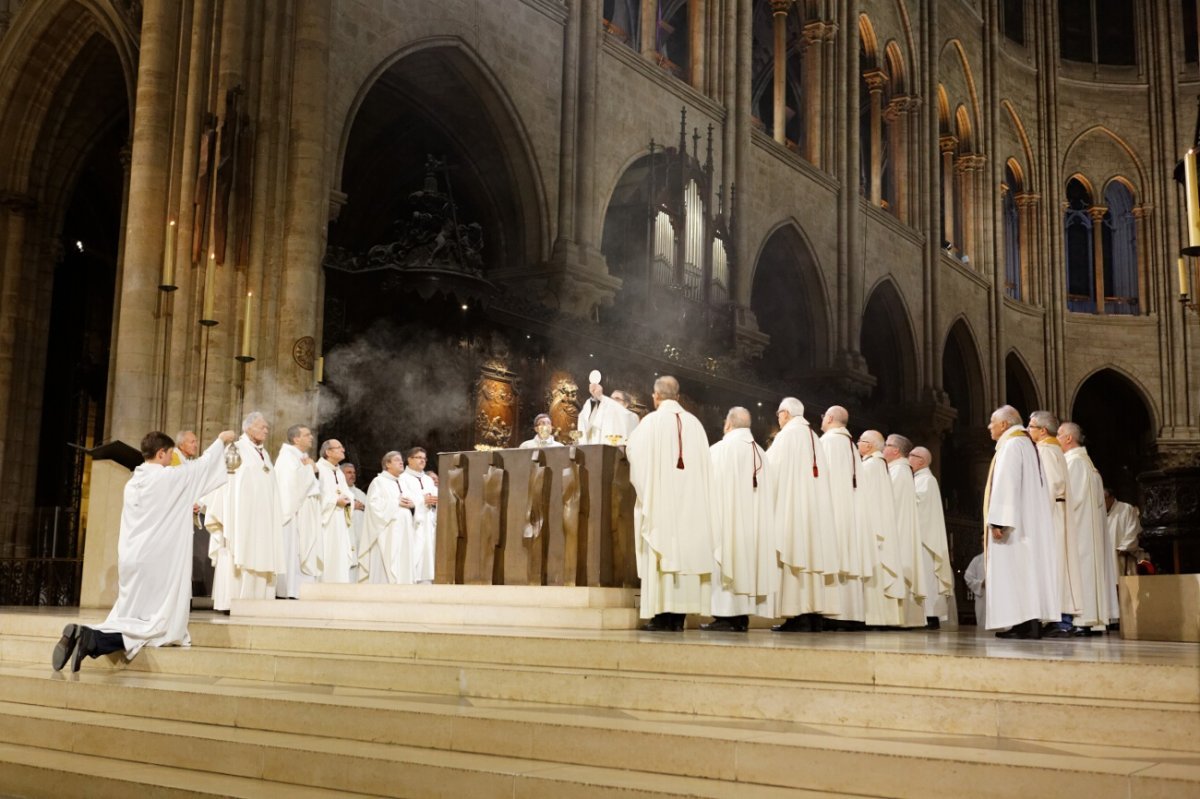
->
xmin=1107 ymin=500 xmax=1142 ymax=581
xmin=1065 ymin=446 xmax=1113 ymax=627
xmin=708 ymin=427 xmax=775 ymax=616
xmin=98 ymin=438 xmax=228 ymax=656
xmin=399 ymin=468 xmax=438 ymax=583
xmin=578 ymin=394 xmax=639 ymax=445
xmin=362 ymin=472 xmax=415 ymax=584
xmin=275 ymin=443 xmax=322 ymax=597
xmin=912 ymin=466 xmax=954 ymax=621
xmin=819 ymin=427 xmax=868 ymax=622
xmin=1036 ymin=438 xmax=1083 ymax=618
xmin=204 ymin=435 xmax=286 ymax=609
xmin=316 ymin=459 xmax=355 ymax=584
xmin=963 ymin=553 xmax=986 ymax=628
xmin=768 ymin=416 xmax=839 ymax=618
xmin=983 ymin=426 xmax=1059 ymax=630
xmin=888 ymin=459 xmax=928 ymax=627
xmin=858 ymin=452 xmax=904 ymax=626
xmin=626 ymin=398 xmax=713 ymax=617
xmin=519 ymin=435 xmax=564 ymax=449
xmin=348 ymin=484 xmax=367 ymax=580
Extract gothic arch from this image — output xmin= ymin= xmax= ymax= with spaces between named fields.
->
xmin=1001 ymin=100 xmax=1037 ymax=186
xmin=938 ymin=39 xmax=982 ymax=141
xmin=1061 ymin=126 xmax=1147 ymax=197
xmin=331 ymin=38 xmax=549 ymax=266
xmin=1069 ymin=367 xmax=1156 ymax=498
xmin=1069 ymin=365 xmax=1159 ymax=433
xmin=860 ymin=277 xmax=919 ymax=408
xmin=941 ymin=317 xmax=986 ymax=428
xmin=1004 ymin=350 xmax=1041 ymax=419
xmin=749 ymin=221 xmax=831 ymax=379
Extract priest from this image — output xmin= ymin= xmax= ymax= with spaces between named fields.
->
xmin=519 ymin=413 xmax=564 ymax=449
xmin=1059 ymin=422 xmax=1113 ymax=633
xmin=626 ymin=375 xmax=713 ymax=631
xmin=1105 ymin=487 xmax=1145 ymax=578
xmin=342 ymin=462 xmax=367 ymax=582
xmin=56 ymin=430 xmax=235 ymax=672
xmin=1027 ymin=411 xmax=1082 ymax=637
xmin=205 ymin=412 xmax=285 ymax=609
xmin=398 ymin=446 xmax=437 ymax=584
xmin=983 ymin=406 xmax=1059 ymax=638
xmin=316 ymin=440 xmax=355 ymax=584
xmin=701 ymin=406 xmax=775 ymax=631
xmin=578 ymin=371 xmax=639 ymax=445
xmin=362 ymin=450 xmax=416 ymax=583
xmin=275 ymin=424 xmax=322 ymax=596
xmin=819 ymin=406 xmax=867 ymax=630
xmin=908 ymin=446 xmax=954 ymax=628
xmin=857 ymin=431 xmax=904 ymax=627
xmin=768 ymin=397 xmax=838 ymax=631
xmin=883 ymin=434 xmax=927 ymax=628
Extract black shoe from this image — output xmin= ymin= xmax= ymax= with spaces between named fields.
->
xmin=51 ymin=624 xmax=80 ymax=671
xmin=808 ymin=614 xmax=826 ymax=632
xmin=670 ymin=613 xmax=686 ymax=631
xmin=640 ymin=614 xmax=677 ymax=632
xmin=995 ymin=620 xmax=1039 ymax=640
xmin=771 ymin=616 xmax=808 ymax=632
xmin=925 ymin=617 xmax=941 ymax=630
xmin=700 ymin=616 xmax=749 ymax=632
xmin=1071 ymin=627 xmax=1100 ymax=637
xmin=1043 ymin=627 xmax=1072 ymax=639
xmin=71 ymin=626 xmax=96 ymax=673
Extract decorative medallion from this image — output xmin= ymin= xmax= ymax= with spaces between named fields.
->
xmin=292 ymin=336 xmax=315 ymax=370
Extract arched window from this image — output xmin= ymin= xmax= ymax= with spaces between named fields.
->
xmin=750 ymin=1 xmax=806 ymax=153
xmin=1003 ymin=162 xmax=1021 ymax=300
xmin=1064 ymin=177 xmax=1095 ymax=313
xmin=1058 ymin=0 xmax=1136 ymax=67
xmin=603 ymin=0 xmax=641 ymax=48
xmin=658 ymin=0 xmax=691 ymax=81
xmin=1102 ymin=181 xmax=1138 ymax=314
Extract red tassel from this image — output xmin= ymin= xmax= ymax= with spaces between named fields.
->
xmin=808 ymin=427 xmax=819 ymax=478
xmin=675 ymin=414 xmax=685 ymax=470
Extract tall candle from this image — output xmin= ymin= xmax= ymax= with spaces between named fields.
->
xmin=202 ymin=252 xmax=216 ymax=321
xmin=1185 ymin=150 xmax=1200 ymax=251
xmin=1180 ymin=257 xmax=1192 ymax=297
xmin=241 ymin=291 xmax=254 ymax=357
xmin=162 ymin=219 xmax=177 ymax=288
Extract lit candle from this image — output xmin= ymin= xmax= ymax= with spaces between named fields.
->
xmin=1185 ymin=150 xmax=1200 ymax=252
xmin=240 ymin=291 xmax=254 ymax=357
xmin=202 ymin=252 xmax=216 ymax=322
xmin=1180 ymin=257 xmax=1191 ymax=298
xmin=162 ymin=219 xmax=177 ymax=288
xmin=315 ymin=356 xmax=324 ymax=384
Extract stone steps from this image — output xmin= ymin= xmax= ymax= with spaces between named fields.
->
xmin=231 ymin=598 xmax=642 ymax=629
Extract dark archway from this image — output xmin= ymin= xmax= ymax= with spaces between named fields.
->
xmin=1004 ymin=351 xmax=1039 ymax=420
xmin=749 ymin=224 xmax=830 ymax=385
xmin=940 ymin=319 xmax=986 ymax=517
xmin=1071 ymin=368 xmax=1154 ymax=500
xmin=860 ymin=279 xmax=918 ymax=415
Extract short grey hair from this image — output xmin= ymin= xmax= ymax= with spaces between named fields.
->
xmin=286 ymin=424 xmax=309 ymax=444
xmin=1029 ymin=410 xmax=1059 ymax=434
xmin=1059 ymin=421 xmax=1084 ymax=444
xmin=726 ymin=406 xmax=751 ymax=429
xmin=886 ymin=434 xmax=913 ymax=456
xmin=533 ymin=413 xmax=552 ymax=427
xmin=242 ymin=411 xmax=266 ymax=432
xmin=653 ymin=375 xmax=680 ymax=399
xmin=341 ymin=462 xmax=356 ymax=472
xmin=910 ymin=446 xmax=932 ymax=467
xmin=611 ymin=390 xmax=630 ymax=408
xmin=381 ymin=450 xmax=403 ymax=469
xmin=991 ymin=405 xmax=1022 ymax=427
xmin=778 ymin=397 xmax=805 ymax=418
xmin=174 ymin=430 xmax=196 ymax=444
xmin=319 ymin=439 xmax=340 ymax=457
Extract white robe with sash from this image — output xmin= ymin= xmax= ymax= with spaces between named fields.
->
xmin=204 ymin=435 xmax=285 ymax=609
xmin=912 ymin=466 xmax=954 ymax=621
xmin=708 ymin=427 xmax=775 ymax=616
xmin=1065 ymin=446 xmax=1112 ymax=627
xmin=888 ymin=459 xmax=928 ymax=627
xmin=819 ymin=427 xmax=868 ymax=623
xmin=363 ymin=472 xmax=415 ymax=584
xmin=769 ymin=415 xmax=839 ymax=618
xmin=98 ymin=438 xmax=228 ymax=656
xmin=275 ymin=443 xmax=322 ymax=597
xmin=316 ymin=459 xmax=355 ymax=584
xmin=1107 ymin=500 xmax=1142 ymax=582
xmin=858 ymin=452 xmax=903 ymax=626
xmin=348 ymin=484 xmax=367 ymax=580
xmin=579 ymin=394 xmax=639 ymax=445
xmin=983 ymin=426 xmax=1059 ymax=630
xmin=1036 ymin=438 xmax=1083 ymax=618
xmin=626 ymin=398 xmax=713 ymax=617
xmin=399 ymin=468 xmax=438 ymax=583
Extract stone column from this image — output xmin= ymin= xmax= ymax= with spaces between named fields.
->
xmin=800 ymin=21 xmax=824 ymax=165
xmin=939 ymin=136 xmax=957 ymax=249
xmin=272 ymin=0 xmax=330 ymax=426
xmin=1132 ymin=204 xmax=1149 ymax=315
xmin=885 ymin=96 xmax=909 ymax=221
xmin=576 ymin=0 xmax=601 ymax=250
xmin=1089 ymin=205 xmax=1106 ymax=314
xmin=863 ymin=68 xmax=886 ymax=206
xmin=771 ymin=0 xmax=790 ymax=145
xmin=956 ymin=154 xmax=978 ymax=264
xmin=689 ymin=0 xmax=705 ymax=91
xmin=640 ymin=0 xmax=657 ymax=58
xmin=0 ymin=195 xmax=33 ymax=556
xmin=1015 ymin=192 xmax=1040 ymax=304
xmin=109 ymin=0 xmax=182 ymax=443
